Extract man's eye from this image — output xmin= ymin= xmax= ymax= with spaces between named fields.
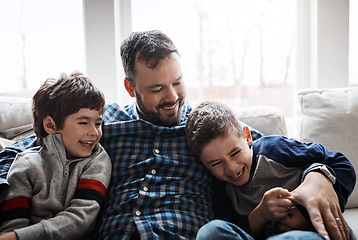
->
xmin=152 ymin=87 xmax=163 ymax=93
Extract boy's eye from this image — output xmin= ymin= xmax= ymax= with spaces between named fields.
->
xmin=211 ymin=161 xmax=221 ymax=167
xmin=231 ymin=150 xmax=240 ymax=157
xmin=79 ymin=122 xmax=88 ymax=125
xmin=96 ymin=122 xmax=102 ymax=127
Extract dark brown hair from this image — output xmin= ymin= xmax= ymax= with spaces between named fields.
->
xmin=120 ymin=30 xmax=179 ymax=86
xmin=32 ymin=71 xmax=105 ymax=145
xmin=186 ymin=101 xmax=244 ymax=156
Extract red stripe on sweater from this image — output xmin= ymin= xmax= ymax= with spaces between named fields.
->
xmin=77 ymin=179 xmax=106 ymax=197
xmin=1 ymin=197 xmax=30 ymax=211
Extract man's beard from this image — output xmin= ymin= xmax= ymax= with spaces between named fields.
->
xmin=135 ymin=91 xmax=183 ymax=127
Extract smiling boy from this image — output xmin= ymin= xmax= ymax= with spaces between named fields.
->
xmin=186 ymin=101 xmax=355 ymax=240
xmin=0 ymin=72 xmax=112 ymax=240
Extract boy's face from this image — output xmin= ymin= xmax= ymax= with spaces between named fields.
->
xmin=57 ymin=108 xmax=103 ymax=160
xmin=200 ymin=128 xmax=253 ymax=186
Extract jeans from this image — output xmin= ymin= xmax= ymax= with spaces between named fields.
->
xmin=196 ymin=220 xmax=326 ymax=240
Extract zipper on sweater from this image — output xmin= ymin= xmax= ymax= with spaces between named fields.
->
xmin=59 ymin=163 xmax=70 ymax=199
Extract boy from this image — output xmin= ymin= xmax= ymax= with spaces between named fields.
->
xmin=186 ymin=101 xmax=355 ymax=240
xmin=0 ymin=72 xmax=112 ymax=240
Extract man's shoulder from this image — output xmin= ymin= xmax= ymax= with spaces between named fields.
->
xmin=103 ymin=102 xmax=134 ymax=123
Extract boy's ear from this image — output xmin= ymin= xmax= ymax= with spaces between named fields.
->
xmin=43 ymin=116 xmax=57 ymax=134
xmin=124 ymin=78 xmax=135 ymax=98
xmin=243 ymin=126 xmax=253 ymax=147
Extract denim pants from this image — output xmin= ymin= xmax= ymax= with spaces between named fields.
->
xmin=196 ymin=220 xmax=326 ymax=240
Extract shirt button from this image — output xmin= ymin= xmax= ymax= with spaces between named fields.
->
xmin=151 ymin=169 xmax=156 ymax=175
xmin=135 ymin=210 xmax=141 ymax=216
xmin=154 ymin=149 xmax=160 ymax=154
xmin=143 ymin=186 xmax=148 ymax=191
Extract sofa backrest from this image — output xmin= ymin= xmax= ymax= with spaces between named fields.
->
xmin=296 ymin=87 xmax=358 ymax=209
xmin=0 ymin=96 xmax=33 ymax=145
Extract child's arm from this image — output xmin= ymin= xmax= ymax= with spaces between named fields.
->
xmin=20 ymin=147 xmax=111 ymax=240
xmin=0 ymin=155 xmax=33 ymax=234
xmin=0 ymin=135 xmax=37 ymax=203
xmin=247 ymin=187 xmax=292 ymax=237
xmin=1 ymin=146 xmax=112 ymax=240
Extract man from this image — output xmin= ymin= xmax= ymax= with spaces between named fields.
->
xmin=0 ymin=30 xmax=353 ymax=240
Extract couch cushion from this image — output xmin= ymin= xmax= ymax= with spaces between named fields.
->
xmin=236 ymin=105 xmax=288 ymax=136
xmin=343 ymin=208 xmax=358 ymax=238
xmin=0 ymin=96 xmax=32 ymax=132
xmin=296 ymin=87 xmax=358 ymax=209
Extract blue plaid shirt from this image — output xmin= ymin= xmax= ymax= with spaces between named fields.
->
xmin=0 ymin=100 xmax=264 ymax=240
xmin=94 ymin=100 xmax=214 ymax=239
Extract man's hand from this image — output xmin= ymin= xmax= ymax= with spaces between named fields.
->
xmin=290 ymin=172 xmax=349 ymax=240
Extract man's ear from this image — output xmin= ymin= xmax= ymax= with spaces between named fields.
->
xmin=124 ymin=78 xmax=135 ymax=97
xmin=43 ymin=116 xmax=57 ymax=134
xmin=243 ymin=126 xmax=253 ymax=147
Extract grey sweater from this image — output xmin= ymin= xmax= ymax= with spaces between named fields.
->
xmin=0 ymin=134 xmax=112 ymax=240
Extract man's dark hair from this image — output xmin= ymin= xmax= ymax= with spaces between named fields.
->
xmin=120 ymin=30 xmax=179 ymax=86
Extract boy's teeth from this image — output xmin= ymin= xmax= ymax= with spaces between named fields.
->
xmin=82 ymin=141 xmax=93 ymax=146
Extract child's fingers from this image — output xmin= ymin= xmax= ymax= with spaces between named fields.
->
xmin=265 ymin=187 xmax=292 ymax=199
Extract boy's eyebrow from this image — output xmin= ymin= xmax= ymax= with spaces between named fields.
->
xmin=76 ymin=115 xmax=103 ymax=121
xmin=228 ymin=147 xmax=239 ymax=155
xmin=205 ymin=158 xmax=221 ymax=165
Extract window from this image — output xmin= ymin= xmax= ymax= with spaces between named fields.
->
xmin=131 ymin=0 xmax=296 ymax=133
xmin=0 ymin=0 xmax=85 ymax=97
xmin=350 ymin=0 xmax=358 ymax=86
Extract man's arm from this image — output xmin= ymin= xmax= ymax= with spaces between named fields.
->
xmin=0 ymin=135 xmax=37 ymax=202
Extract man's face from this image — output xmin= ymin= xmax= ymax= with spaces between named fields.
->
xmin=129 ymin=53 xmax=186 ymax=127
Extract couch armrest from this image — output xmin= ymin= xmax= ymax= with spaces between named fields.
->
xmin=236 ymin=105 xmax=287 ymax=136
xmin=296 ymin=87 xmax=358 ymax=209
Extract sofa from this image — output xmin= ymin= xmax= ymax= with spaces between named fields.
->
xmin=0 ymin=87 xmax=357 ymax=237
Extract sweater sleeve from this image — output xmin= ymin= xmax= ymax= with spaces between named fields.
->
xmin=0 ymin=154 xmax=33 ymax=234
xmin=0 ymin=135 xmax=37 ymax=203
xmin=15 ymin=145 xmax=112 ymax=240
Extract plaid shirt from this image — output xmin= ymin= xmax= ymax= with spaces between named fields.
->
xmin=0 ymin=100 xmax=264 ymax=240
xmin=94 ymin=100 xmax=214 ymax=239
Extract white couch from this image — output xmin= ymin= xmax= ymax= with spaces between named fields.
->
xmin=0 ymin=87 xmax=356 ymax=236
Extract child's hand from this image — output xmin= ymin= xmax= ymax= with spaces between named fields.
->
xmin=279 ymin=206 xmax=312 ymax=232
xmin=256 ymin=187 xmax=293 ymax=222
